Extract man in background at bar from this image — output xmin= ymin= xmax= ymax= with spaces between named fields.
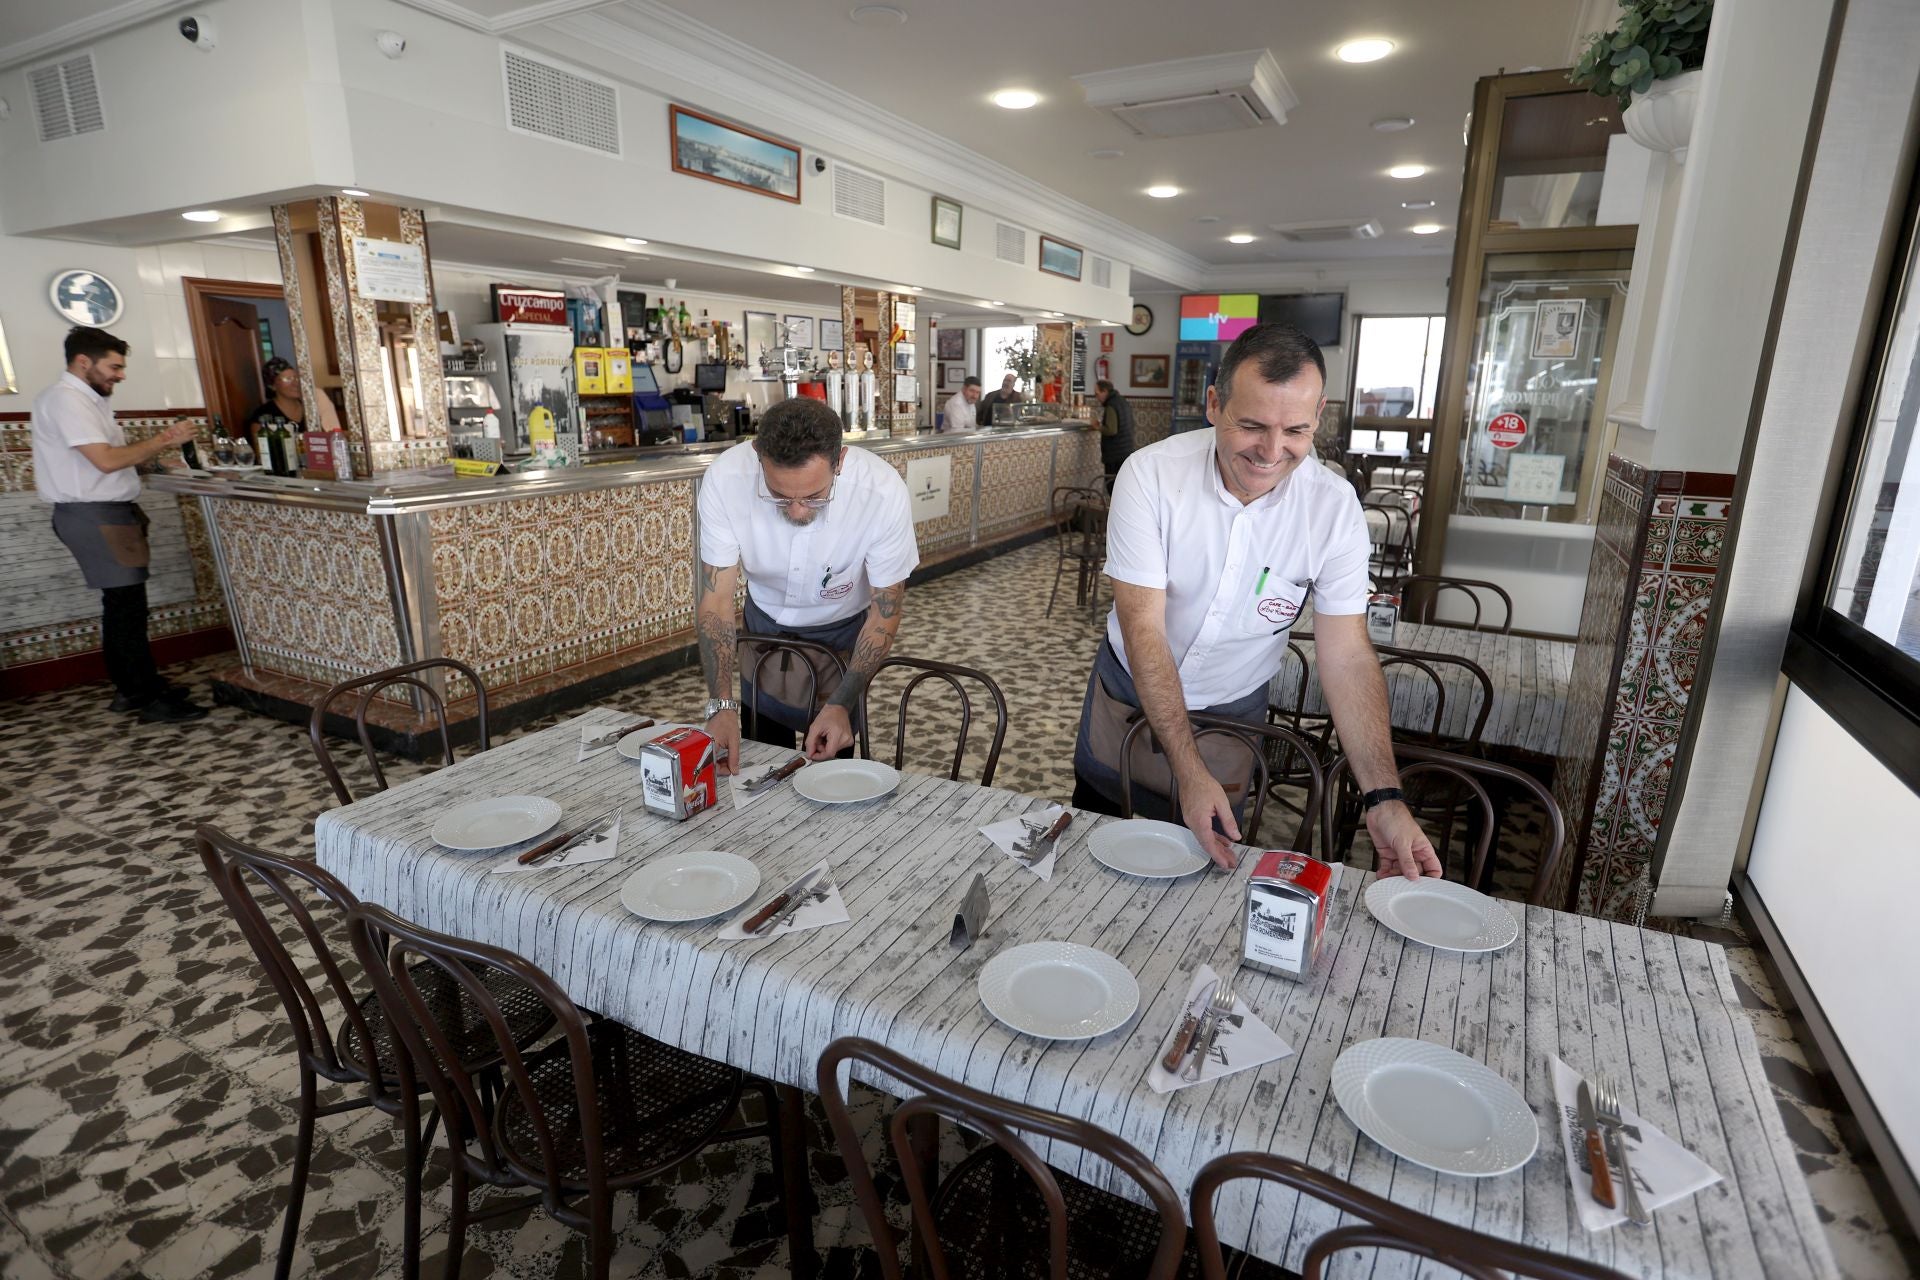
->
xmin=941 ymin=375 xmax=981 ymax=433
xmin=694 ymin=396 xmax=918 ymax=771
xmin=977 ymin=373 xmax=1024 ymax=427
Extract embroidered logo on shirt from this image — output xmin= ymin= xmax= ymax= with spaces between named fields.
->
xmin=1257 ymin=596 xmax=1301 ymax=623
xmin=820 ymin=581 xmax=854 ymax=600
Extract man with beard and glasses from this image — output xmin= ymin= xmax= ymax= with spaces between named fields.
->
xmin=32 ymin=326 xmax=208 ymax=722
xmin=1069 ymin=322 xmax=1441 ymax=883
xmin=694 ymin=396 xmax=917 ymax=772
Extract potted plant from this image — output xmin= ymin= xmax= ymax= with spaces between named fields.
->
xmin=997 ymin=337 xmax=1063 ymax=396
xmin=1569 ymin=0 xmax=1712 ymax=161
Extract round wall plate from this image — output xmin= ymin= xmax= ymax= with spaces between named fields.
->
xmin=1125 ymin=303 xmax=1153 ymax=336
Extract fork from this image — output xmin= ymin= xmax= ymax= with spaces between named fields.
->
xmin=1181 ymin=973 xmax=1237 ymax=1082
xmin=1594 ymin=1075 xmax=1651 ymax=1226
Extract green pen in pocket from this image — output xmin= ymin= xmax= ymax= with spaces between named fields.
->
xmin=1253 ymin=565 xmax=1270 ymax=596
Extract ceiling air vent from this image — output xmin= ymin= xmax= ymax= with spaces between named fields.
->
xmin=1268 ymin=218 xmax=1384 ymax=244
xmin=1073 ymin=50 xmax=1297 ymax=139
xmin=1090 ymin=256 xmax=1112 ymax=289
xmin=501 ymin=48 xmax=620 ymax=156
xmin=29 ymin=54 xmax=105 ymax=143
xmin=833 ymin=162 xmax=886 ymax=226
xmin=995 ymin=223 xmax=1027 ymax=265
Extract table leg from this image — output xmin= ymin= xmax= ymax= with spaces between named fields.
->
xmin=906 ymin=1110 xmax=940 ymax=1275
xmin=777 ymin=1084 xmax=818 ymax=1279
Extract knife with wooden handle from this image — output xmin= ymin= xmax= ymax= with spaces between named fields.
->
xmin=1160 ymin=979 xmax=1218 ymax=1073
xmin=1577 ymin=1080 xmax=1616 ymax=1209
xmin=742 ymin=867 xmax=822 ymax=934
xmin=516 ymin=808 xmax=616 ymax=865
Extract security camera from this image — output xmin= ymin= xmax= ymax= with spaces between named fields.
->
xmin=178 ymin=15 xmax=217 ymax=50
xmin=376 ymin=30 xmax=407 ymax=59
xmin=812 ymin=156 xmax=826 ymax=174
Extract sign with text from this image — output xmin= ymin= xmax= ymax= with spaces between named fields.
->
xmin=350 ymin=237 xmax=430 ymax=304
xmin=492 ymin=285 xmax=568 ymax=326
xmin=1505 ymin=452 xmax=1568 ymax=504
xmin=905 ymin=454 xmax=951 ymax=524
xmin=1487 ymin=412 xmax=1527 ymax=449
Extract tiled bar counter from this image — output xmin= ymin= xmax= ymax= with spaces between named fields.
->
xmin=150 ymin=425 xmax=1100 ymax=744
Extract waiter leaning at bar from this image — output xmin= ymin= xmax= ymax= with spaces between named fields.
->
xmin=695 ymin=396 xmax=918 ymax=773
xmin=31 ymin=326 xmax=207 ymax=722
xmin=1070 ymin=322 xmax=1440 ymax=879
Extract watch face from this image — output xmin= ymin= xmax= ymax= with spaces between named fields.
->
xmin=1125 ymin=303 xmax=1153 ymax=336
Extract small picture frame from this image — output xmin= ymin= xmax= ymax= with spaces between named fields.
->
xmin=936 ymin=327 xmax=965 ymax=361
xmin=942 ymin=363 xmax=967 ymax=389
xmin=931 ymin=196 xmax=963 ymax=250
xmin=819 ymin=317 xmax=844 ymax=351
xmin=669 ymin=104 xmax=802 ymax=203
xmin=1039 ymin=235 xmax=1084 ymax=281
xmin=783 ymin=314 xmax=814 ymax=350
xmin=1130 ymin=354 xmax=1171 ymax=389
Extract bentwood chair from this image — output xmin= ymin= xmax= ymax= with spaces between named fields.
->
xmin=1361 ymin=501 xmax=1415 ymax=580
xmin=1191 ymin=1152 xmax=1632 ymax=1280
xmin=817 ymin=1036 xmax=1191 ymax=1280
xmin=347 ymin=902 xmax=791 ymax=1280
xmin=194 ymin=825 xmax=554 ymax=1280
xmin=859 ymin=655 xmax=1010 ymax=785
xmin=1397 ymin=573 xmax=1515 ymax=633
xmin=1322 ymin=743 xmax=1568 ymax=905
xmin=735 ymin=630 xmax=848 ymax=745
xmin=310 ymin=657 xmax=491 ymax=805
xmin=1046 ymin=484 xmax=1109 ymax=620
xmin=1118 ymin=712 xmax=1325 ymax=853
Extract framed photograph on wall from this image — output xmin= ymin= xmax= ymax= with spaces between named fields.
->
xmin=744 ymin=311 xmax=778 ymax=378
xmin=820 ymin=317 xmax=844 ymax=351
xmin=941 ymin=363 xmax=965 ymax=389
xmin=931 ymin=196 xmax=963 ymax=250
xmin=669 ymin=105 xmax=802 ymax=203
xmin=1038 ymin=235 xmax=1084 ymax=281
xmin=783 ymin=314 xmax=814 ymax=350
xmin=936 ymin=327 xmax=965 ymax=361
xmin=1130 ymin=354 xmax=1171 ymax=389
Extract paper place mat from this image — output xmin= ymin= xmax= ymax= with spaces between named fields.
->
xmin=491 ymin=817 xmax=622 ymax=874
xmin=1148 ymin=964 xmax=1293 ymax=1094
xmin=980 ymin=806 xmax=1069 ymax=880
xmin=1551 ymin=1055 xmax=1721 ymax=1231
xmin=718 ymin=859 xmax=851 ymax=940
xmin=576 ymin=709 xmax=653 ymax=761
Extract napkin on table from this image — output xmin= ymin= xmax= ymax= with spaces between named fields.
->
xmin=490 ymin=817 xmax=622 ymax=874
xmin=576 ymin=708 xmax=652 ymax=761
xmin=1551 ymin=1055 xmax=1722 ymax=1231
xmin=717 ymin=859 xmax=851 ymax=940
xmin=730 ymin=762 xmax=790 ymax=811
xmin=979 ymin=806 xmax=1069 ymax=880
xmin=1147 ymin=964 xmax=1294 ymax=1094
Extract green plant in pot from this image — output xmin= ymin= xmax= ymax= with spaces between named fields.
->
xmin=997 ymin=338 xmax=1063 ymax=396
xmin=1568 ymin=0 xmax=1712 ymax=111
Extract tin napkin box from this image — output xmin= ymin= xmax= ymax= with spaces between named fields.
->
xmin=1242 ymin=851 xmax=1333 ymax=981
xmin=1366 ymin=592 xmax=1400 ymax=646
xmin=639 ymin=727 xmax=717 ymax=820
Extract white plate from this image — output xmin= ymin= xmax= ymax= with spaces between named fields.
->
xmin=791 ymin=759 xmax=900 ymax=805
xmin=619 ymin=851 xmax=761 ymax=922
xmin=977 ymin=942 xmax=1140 ymax=1040
xmin=1087 ymin=819 xmax=1210 ymax=878
xmin=430 ymin=795 xmax=562 ymax=851
xmin=1365 ymin=877 xmax=1519 ymax=953
xmin=1332 ymin=1038 xmax=1539 ymax=1176
xmin=614 ymin=722 xmax=697 ymax=760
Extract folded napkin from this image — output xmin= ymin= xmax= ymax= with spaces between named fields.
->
xmin=1551 ymin=1056 xmax=1722 ymax=1231
xmin=730 ymin=761 xmax=795 ymax=811
xmin=490 ymin=817 xmax=622 ymax=874
xmin=980 ymin=806 xmax=1069 ymax=880
xmin=1147 ymin=964 xmax=1293 ymax=1094
xmin=717 ymin=859 xmax=851 ymax=940
xmin=576 ymin=709 xmax=652 ymax=761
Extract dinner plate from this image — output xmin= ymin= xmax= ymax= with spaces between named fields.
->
xmin=1087 ymin=819 xmax=1210 ymax=878
xmin=1331 ymin=1038 xmax=1539 ymax=1176
xmin=614 ymin=723 xmax=697 ymax=760
xmin=619 ymin=851 xmax=761 ymax=922
xmin=977 ymin=941 xmax=1140 ymax=1040
xmin=1365 ymin=877 xmax=1519 ymax=953
xmin=430 ymin=795 xmax=562 ymax=851
xmin=791 ymin=759 xmax=900 ymax=805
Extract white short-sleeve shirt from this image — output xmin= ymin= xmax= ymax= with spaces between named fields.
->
xmin=941 ymin=391 xmax=978 ymax=433
xmin=698 ymin=440 xmax=920 ymax=628
xmin=31 ymin=372 xmax=140 ymax=504
xmin=1103 ymin=431 xmax=1372 ymax=706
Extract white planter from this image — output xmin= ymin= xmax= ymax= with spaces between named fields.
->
xmin=1622 ymin=68 xmax=1703 ymax=163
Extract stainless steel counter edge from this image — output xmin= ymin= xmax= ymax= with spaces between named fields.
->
xmin=148 ymin=423 xmax=1095 ymax=515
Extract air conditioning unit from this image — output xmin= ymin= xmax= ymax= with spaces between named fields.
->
xmin=1267 ymin=219 xmax=1384 ymax=244
xmin=1073 ymin=50 xmax=1297 ymax=138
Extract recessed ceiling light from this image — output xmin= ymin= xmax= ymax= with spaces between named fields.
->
xmin=1042 ymin=311 xmax=1063 ymax=318
xmin=1409 ymin=223 xmax=1444 ymax=235
xmin=340 ymin=188 xmax=371 ymax=197
xmin=991 ymin=89 xmax=1038 ymax=110
xmin=1227 ymin=233 xmax=1255 ymax=244
xmin=978 ymin=300 xmax=1003 ymax=307
xmin=792 ymin=266 xmax=815 ymax=273
xmin=1388 ymin=163 xmax=1427 ymax=179
xmin=181 ymin=210 xmax=221 ymax=222
xmin=1370 ymin=117 xmax=1415 ymax=133
xmin=1194 ymin=215 xmax=1221 ymax=224
xmin=1087 ymin=147 xmax=1125 ymax=159
xmin=624 ymin=236 xmax=648 ymax=245
xmin=1337 ymin=38 xmax=1395 ymax=63
xmin=1400 ymin=199 xmax=1436 ymax=210
xmin=1145 ymin=185 xmax=1181 ymax=199
xmin=848 ymin=3 xmax=907 ymax=22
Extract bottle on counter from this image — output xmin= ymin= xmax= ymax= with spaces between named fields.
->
xmin=677 ymin=300 xmax=691 ymax=335
xmin=292 ymin=427 xmax=308 ymax=473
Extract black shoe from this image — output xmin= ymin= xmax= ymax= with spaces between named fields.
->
xmin=139 ymin=697 xmax=209 ymax=723
xmin=109 ymin=692 xmax=154 ymax=713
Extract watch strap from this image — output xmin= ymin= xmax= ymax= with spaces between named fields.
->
xmin=1362 ymin=787 xmax=1406 ymax=810
xmin=704 ymin=697 xmax=740 ymax=718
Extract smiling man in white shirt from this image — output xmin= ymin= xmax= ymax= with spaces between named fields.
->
xmin=696 ymin=396 xmax=918 ymax=771
xmin=1070 ymin=322 xmax=1439 ymax=881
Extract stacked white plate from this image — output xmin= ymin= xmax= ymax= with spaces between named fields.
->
xmin=1364 ymin=877 xmax=1519 ymax=953
xmin=977 ymin=942 xmax=1139 ymax=1040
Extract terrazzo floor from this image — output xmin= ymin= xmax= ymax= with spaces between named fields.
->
xmin=0 ymin=541 xmax=1911 ymax=1278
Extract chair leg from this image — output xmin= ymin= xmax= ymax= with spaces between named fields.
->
xmin=905 ymin=1111 xmax=940 ymax=1277
xmin=776 ymin=1084 xmax=817 ymax=1280
xmin=401 ymin=1105 xmax=424 ymax=1280
xmin=443 ymin=1155 xmax=469 ymax=1280
xmin=589 ymin=1189 xmax=614 ymax=1280
xmin=276 ymin=1067 xmax=318 ymax=1280
xmin=1047 ymin=558 xmax=1065 ymax=618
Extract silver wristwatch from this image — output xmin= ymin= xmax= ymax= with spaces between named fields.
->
xmin=703 ymin=697 xmax=740 ymax=720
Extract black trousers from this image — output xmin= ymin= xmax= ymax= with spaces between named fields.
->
xmin=101 ymin=582 xmax=163 ymax=702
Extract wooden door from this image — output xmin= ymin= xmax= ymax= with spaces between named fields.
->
xmin=204 ymin=296 xmax=263 ymax=435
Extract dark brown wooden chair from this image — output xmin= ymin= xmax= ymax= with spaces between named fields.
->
xmin=1398 ymin=573 xmax=1515 ymax=633
xmin=860 ymin=655 xmax=1010 ymax=786
xmin=736 ymin=629 xmax=848 ymax=745
xmin=1321 ymin=743 xmax=1568 ymax=905
xmin=194 ymin=825 xmax=554 ymax=1280
xmin=310 ymin=657 xmax=490 ymax=805
xmin=1117 ymin=712 xmax=1325 ymax=854
xmin=346 ymin=901 xmax=791 ymax=1280
xmin=1192 ymin=1151 xmax=1631 ymax=1280
xmin=1372 ymin=642 xmax=1495 ymax=754
xmin=1361 ymin=501 xmax=1414 ymax=579
xmin=817 ymin=1036 xmax=1190 ymax=1280
xmin=1046 ymin=484 xmax=1108 ymax=620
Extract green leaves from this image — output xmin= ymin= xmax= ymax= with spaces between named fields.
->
xmin=1566 ymin=0 xmax=1713 ymax=109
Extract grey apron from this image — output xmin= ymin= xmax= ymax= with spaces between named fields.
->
xmin=739 ymin=595 xmax=866 ymax=734
xmin=51 ymin=501 xmax=151 ymax=590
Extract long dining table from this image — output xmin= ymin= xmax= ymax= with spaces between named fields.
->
xmin=314 ymin=706 xmax=1836 ymax=1279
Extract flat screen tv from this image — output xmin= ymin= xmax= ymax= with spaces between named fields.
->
xmin=1258 ymin=292 xmax=1345 ymax=346
xmin=694 ymin=362 xmax=729 ymax=392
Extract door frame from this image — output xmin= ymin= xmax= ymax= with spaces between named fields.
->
xmin=183 ymin=276 xmax=285 ymax=430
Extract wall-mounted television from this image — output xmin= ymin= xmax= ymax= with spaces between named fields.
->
xmin=1258 ymin=292 xmax=1345 ymax=347
xmin=1179 ymin=293 xmax=1261 ymax=341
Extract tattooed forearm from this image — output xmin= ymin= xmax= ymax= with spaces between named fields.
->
xmin=828 ymin=583 xmax=904 ymax=711
xmin=695 ymin=562 xmax=737 ymax=700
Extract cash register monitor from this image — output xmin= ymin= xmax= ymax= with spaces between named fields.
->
xmin=630 ymin=362 xmax=662 ymax=395
xmin=694 ymin=362 xmax=729 ymax=393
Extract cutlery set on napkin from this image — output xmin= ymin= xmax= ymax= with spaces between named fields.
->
xmin=718 ymin=859 xmax=853 ymax=939
xmin=979 ymin=806 xmax=1073 ymax=879
xmin=1552 ymin=1056 xmax=1721 ymax=1231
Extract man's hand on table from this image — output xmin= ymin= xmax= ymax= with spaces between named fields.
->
xmin=804 ymin=704 xmax=855 ymax=760
xmin=1367 ymin=799 xmax=1442 ymax=880
xmin=1176 ymin=763 xmax=1241 ymax=872
xmin=707 ymin=708 xmax=741 ymax=776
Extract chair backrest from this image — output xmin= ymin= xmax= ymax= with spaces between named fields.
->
xmin=1398 ymin=574 xmax=1514 ymax=633
xmin=1322 ymin=742 xmax=1567 ymax=905
xmin=1360 ymin=502 xmax=1412 ymax=563
xmin=1362 ymin=485 xmax=1421 ymax=514
xmin=735 ymin=631 xmax=846 ymax=738
xmin=1191 ymin=1152 xmax=1631 ymax=1280
xmin=859 ymin=655 xmax=1009 ymax=786
xmin=310 ymin=657 xmax=491 ymax=805
xmin=1371 ymin=641 xmax=1494 ymax=753
xmin=816 ymin=1036 xmax=1190 ymax=1280
xmin=1118 ymin=712 xmax=1325 ymax=854
xmin=345 ymin=901 xmax=601 ymax=1224
xmin=1050 ymin=484 xmax=1106 ymax=557
xmin=1265 ymin=639 xmax=1319 ymax=736
xmin=194 ymin=824 xmax=393 ymax=1092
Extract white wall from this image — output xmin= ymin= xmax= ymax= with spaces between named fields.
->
xmin=1745 ymin=685 xmax=1920 ymax=1173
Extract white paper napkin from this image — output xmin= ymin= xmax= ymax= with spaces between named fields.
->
xmin=490 ymin=817 xmax=622 ymax=874
xmin=577 ymin=710 xmax=653 ymax=761
xmin=1147 ymin=964 xmax=1294 ymax=1094
xmin=730 ymin=759 xmax=803 ymax=811
xmin=980 ymin=806 xmax=1069 ymax=880
xmin=1551 ymin=1056 xmax=1722 ymax=1231
xmin=717 ymin=859 xmax=851 ymax=939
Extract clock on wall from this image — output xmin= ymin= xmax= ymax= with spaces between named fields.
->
xmin=48 ymin=269 xmax=125 ymax=327
xmin=1125 ymin=303 xmax=1153 ymax=336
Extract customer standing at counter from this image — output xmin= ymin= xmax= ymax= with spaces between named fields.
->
xmin=941 ymin=376 xmax=981 ymax=433
xmin=1093 ymin=378 xmax=1136 ymax=483
xmin=976 ymin=373 xmax=1024 ymax=427
xmin=1069 ymin=323 xmax=1439 ymax=880
xmin=243 ymin=357 xmax=341 ymax=445
xmin=695 ymin=396 xmax=918 ymax=771
xmin=30 ymin=326 xmax=208 ymax=722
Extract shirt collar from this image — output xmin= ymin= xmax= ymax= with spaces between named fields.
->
xmin=1206 ymin=438 xmax=1293 ymax=511
xmin=60 ymin=370 xmax=108 ymax=405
